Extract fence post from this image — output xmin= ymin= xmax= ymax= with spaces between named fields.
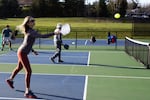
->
xmin=37 ymin=29 xmax=41 ymax=49
xmin=0 ymin=33 xmax=2 ymax=49
xmin=75 ymin=32 xmax=77 ymax=49
xmin=147 ymin=44 xmax=150 ymax=69
xmin=115 ymin=32 xmax=117 ymax=50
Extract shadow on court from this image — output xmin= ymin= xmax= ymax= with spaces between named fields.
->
xmin=90 ymin=63 xmax=145 ymax=70
xmin=15 ymin=90 xmax=82 ymax=100
xmin=0 ymin=73 xmax=85 ymax=100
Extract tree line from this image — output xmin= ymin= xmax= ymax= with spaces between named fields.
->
xmin=0 ymin=0 xmax=149 ymax=18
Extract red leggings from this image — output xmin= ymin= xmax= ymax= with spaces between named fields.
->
xmin=11 ymin=51 xmax=32 ymax=89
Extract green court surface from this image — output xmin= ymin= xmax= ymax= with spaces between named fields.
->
xmin=1 ymin=50 xmax=150 ymax=100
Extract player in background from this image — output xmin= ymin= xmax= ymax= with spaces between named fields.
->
xmin=51 ymin=23 xmax=64 ymax=63
xmin=107 ymin=32 xmax=117 ymax=45
xmin=90 ymin=33 xmax=96 ymax=44
xmin=1 ymin=25 xmax=13 ymax=51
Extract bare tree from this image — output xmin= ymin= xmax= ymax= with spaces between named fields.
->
xmin=131 ymin=0 xmax=139 ymax=9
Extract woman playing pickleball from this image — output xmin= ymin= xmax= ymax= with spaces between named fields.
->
xmin=6 ymin=16 xmax=60 ymax=98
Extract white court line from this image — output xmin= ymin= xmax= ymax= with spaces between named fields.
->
xmin=0 ymin=51 xmax=89 ymax=66
xmin=84 ymin=40 xmax=88 ymax=45
xmin=0 ymin=62 xmax=88 ymax=67
xmin=83 ymin=75 xmax=88 ymax=100
xmin=87 ymin=51 xmax=91 ymax=66
xmin=1 ymin=51 xmax=88 ymax=58
xmin=1 ymin=73 xmax=150 ymax=100
xmin=1 ymin=72 xmax=150 ymax=80
xmin=0 ymin=72 xmax=86 ymax=100
xmin=0 ymin=53 xmax=9 ymax=56
xmin=0 ymin=97 xmax=44 ymax=100
xmin=89 ymin=75 xmax=150 ymax=80
xmin=0 ymin=72 xmax=85 ymax=77
xmin=0 ymin=54 xmax=87 ymax=58
xmin=29 ymin=73 xmax=150 ymax=80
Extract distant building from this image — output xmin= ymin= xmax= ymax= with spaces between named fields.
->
xmin=18 ymin=0 xmax=32 ymax=7
xmin=126 ymin=7 xmax=150 ymax=19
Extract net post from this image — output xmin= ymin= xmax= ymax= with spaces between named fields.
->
xmin=147 ymin=65 xmax=150 ymax=69
xmin=147 ymin=44 xmax=150 ymax=69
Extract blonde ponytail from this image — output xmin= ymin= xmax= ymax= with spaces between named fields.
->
xmin=16 ymin=16 xmax=34 ymax=34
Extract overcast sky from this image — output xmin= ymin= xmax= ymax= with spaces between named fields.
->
xmin=87 ymin=0 xmax=150 ymax=6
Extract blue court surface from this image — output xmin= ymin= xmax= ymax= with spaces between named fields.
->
xmin=0 ymin=50 xmax=90 ymax=66
xmin=11 ymin=38 xmax=125 ymax=46
xmin=0 ymin=73 xmax=86 ymax=100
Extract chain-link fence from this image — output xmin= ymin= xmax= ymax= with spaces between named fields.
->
xmin=132 ymin=18 xmax=150 ymax=36
xmin=9 ymin=30 xmax=133 ymax=51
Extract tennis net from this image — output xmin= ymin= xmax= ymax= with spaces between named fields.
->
xmin=125 ymin=37 xmax=150 ymax=69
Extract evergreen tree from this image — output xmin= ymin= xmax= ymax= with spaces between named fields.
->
xmin=31 ymin=0 xmax=48 ymax=17
xmin=64 ymin=0 xmax=85 ymax=17
xmin=0 ymin=0 xmax=20 ymax=18
xmin=119 ymin=0 xmax=128 ymax=17
xmin=98 ymin=0 xmax=108 ymax=17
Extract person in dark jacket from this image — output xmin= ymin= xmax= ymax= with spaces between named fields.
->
xmin=1 ymin=25 xmax=13 ymax=51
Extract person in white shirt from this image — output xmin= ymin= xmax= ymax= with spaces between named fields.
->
xmin=51 ymin=23 xmax=64 ymax=63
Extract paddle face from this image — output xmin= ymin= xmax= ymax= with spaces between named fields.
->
xmin=60 ymin=24 xmax=70 ymax=35
xmin=63 ymin=44 xmax=69 ymax=49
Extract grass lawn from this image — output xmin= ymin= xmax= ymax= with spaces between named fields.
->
xmin=0 ymin=17 xmax=132 ymax=31
xmin=0 ymin=17 xmax=132 ymax=39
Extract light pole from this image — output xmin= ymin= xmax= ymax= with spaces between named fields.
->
xmin=87 ymin=0 xmax=90 ymax=17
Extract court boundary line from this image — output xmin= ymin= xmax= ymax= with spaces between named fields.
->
xmin=0 ymin=51 xmax=88 ymax=57
xmin=87 ymin=51 xmax=90 ymax=66
xmin=1 ymin=72 xmax=86 ymax=100
xmin=0 ymin=97 xmax=44 ymax=100
xmin=1 ymin=72 xmax=150 ymax=80
xmin=0 ymin=63 xmax=144 ymax=68
xmin=0 ymin=62 xmax=88 ymax=67
xmin=89 ymin=74 xmax=150 ymax=80
xmin=1 ymin=54 xmax=88 ymax=58
xmin=0 ymin=50 xmax=89 ymax=66
xmin=1 ymin=73 xmax=150 ymax=99
xmin=84 ymin=40 xmax=88 ymax=45
xmin=83 ymin=75 xmax=88 ymax=100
